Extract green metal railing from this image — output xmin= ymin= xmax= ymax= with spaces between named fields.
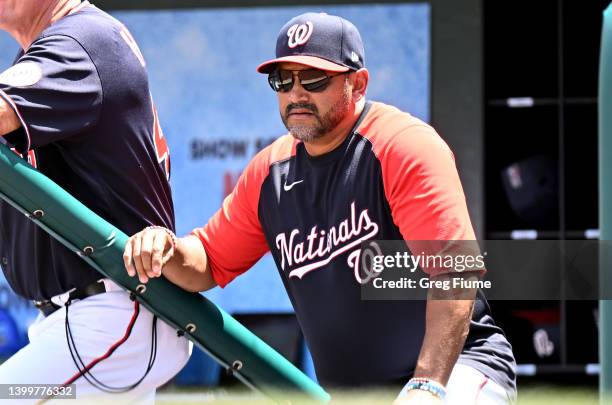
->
xmin=0 ymin=142 xmax=329 ymax=403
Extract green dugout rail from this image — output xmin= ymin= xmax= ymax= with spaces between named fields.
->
xmin=0 ymin=142 xmax=329 ymax=403
xmin=601 ymin=3 xmax=612 ymax=404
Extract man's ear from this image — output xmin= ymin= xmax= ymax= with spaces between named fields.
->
xmin=351 ymin=68 xmax=369 ymax=101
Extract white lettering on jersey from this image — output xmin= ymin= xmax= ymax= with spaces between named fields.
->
xmin=275 ymin=202 xmax=379 ymax=282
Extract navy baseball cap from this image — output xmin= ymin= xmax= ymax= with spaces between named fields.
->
xmin=256 ymin=12 xmax=365 ymax=74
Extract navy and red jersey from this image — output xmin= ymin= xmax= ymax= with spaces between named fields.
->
xmin=194 ymin=101 xmax=516 ymax=392
xmin=0 ymin=4 xmax=173 ymax=301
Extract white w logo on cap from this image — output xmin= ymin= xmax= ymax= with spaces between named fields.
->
xmin=287 ymin=22 xmax=314 ymax=48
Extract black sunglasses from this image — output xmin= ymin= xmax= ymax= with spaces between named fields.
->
xmin=268 ymin=69 xmax=346 ymax=93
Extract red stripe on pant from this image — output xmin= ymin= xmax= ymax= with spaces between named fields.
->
xmin=36 ymin=300 xmax=141 ymax=405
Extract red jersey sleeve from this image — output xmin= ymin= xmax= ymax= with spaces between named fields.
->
xmin=360 ymin=103 xmax=479 ymax=275
xmin=191 ymin=136 xmax=296 ymax=287
xmin=381 ymin=125 xmax=476 ymax=241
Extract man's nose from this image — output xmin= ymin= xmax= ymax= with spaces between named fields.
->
xmin=287 ymin=73 xmax=311 ymax=102
xmin=287 ymin=80 xmax=310 ymax=103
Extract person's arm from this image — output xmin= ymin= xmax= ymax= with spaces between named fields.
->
xmin=378 ymin=124 xmax=481 ymax=404
xmin=394 ymin=298 xmax=474 ymax=405
xmin=123 ymin=139 xmax=277 ymax=292
xmin=0 ymin=96 xmax=21 ymax=135
xmin=394 ymin=273 xmax=477 ymax=404
xmin=123 ymin=227 xmax=216 ymax=292
xmin=415 ymin=296 xmax=474 ymax=383
xmin=0 ymin=37 xmax=102 ymax=153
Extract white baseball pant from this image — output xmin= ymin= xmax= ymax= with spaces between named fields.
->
xmin=0 ymin=281 xmax=191 ymax=404
xmin=398 ymin=363 xmax=514 ymax=404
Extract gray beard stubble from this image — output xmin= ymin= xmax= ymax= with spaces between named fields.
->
xmin=282 ymin=82 xmax=351 ymax=143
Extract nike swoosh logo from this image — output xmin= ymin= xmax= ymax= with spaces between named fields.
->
xmin=283 ymin=179 xmax=304 ymax=192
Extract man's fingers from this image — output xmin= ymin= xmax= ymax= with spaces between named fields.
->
xmin=123 ymin=236 xmax=135 ymax=277
xmin=151 ymin=231 xmax=170 ymax=277
xmin=140 ymin=229 xmax=157 ymax=279
xmin=123 ymin=228 xmax=174 ymax=283
xmin=131 ymin=231 xmax=149 ymax=284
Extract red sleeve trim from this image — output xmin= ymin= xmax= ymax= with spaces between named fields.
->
xmin=191 ymin=135 xmax=298 ymax=287
xmin=357 ymin=102 xmax=479 ymax=276
xmin=0 ymin=88 xmax=32 ymax=152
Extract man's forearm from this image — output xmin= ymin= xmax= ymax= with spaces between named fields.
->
xmin=413 ymin=297 xmax=475 ymax=385
xmin=161 ymin=235 xmax=217 ymax=292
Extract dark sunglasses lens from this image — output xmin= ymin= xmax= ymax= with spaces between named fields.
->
xmin=269 ymin=69 xmax=334 ymax=92
xmin=268 ymin=74 xmax=281 ymax=92
xmin=302 ymin=77 xmax=331 ymax=92
xmin=276 ymin=70 xmax=294 ymax=92
xmin=299 ymin=70 xmax=330 ymax=92
xmin=267 ymin=72 xmax=287 ymax=92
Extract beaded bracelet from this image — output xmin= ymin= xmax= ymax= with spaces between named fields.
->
xmin=145 ymin=225 xmax=177 ymax=251
xmin=404 ymin=377 xmax=447 ymax=400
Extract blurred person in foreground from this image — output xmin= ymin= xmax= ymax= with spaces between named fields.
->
xmin=0 ymin=1 xmax=190 ymax=403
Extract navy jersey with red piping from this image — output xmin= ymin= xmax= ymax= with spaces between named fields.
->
xmin=0 ymin=4 xmax=173 ymax=300
xmin=194 ymin=101 xmax=516 ymax=391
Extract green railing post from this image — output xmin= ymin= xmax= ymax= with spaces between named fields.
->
xmin=600 ymin=3 xmax=612 ymax=404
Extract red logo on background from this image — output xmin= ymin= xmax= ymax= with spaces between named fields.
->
xmin=287 ymin=22 xmax=314 ymax=48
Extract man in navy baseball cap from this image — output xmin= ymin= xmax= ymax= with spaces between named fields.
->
xmin=257 ymin=12 xmax=365 ymax=73
xmin=256 ymin=12 xmax=370 ymax=148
